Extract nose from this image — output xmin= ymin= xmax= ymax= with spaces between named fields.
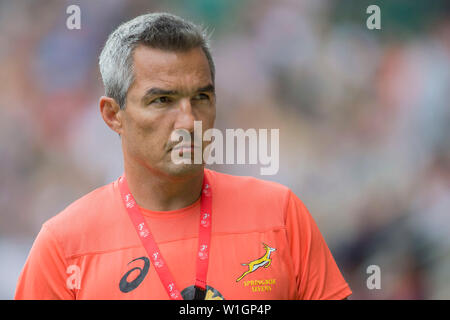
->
xmin=173 ymin=98 xmax=196 ymax=133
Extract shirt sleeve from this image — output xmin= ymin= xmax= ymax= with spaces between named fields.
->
xmin=285 ymin=190 xmax=352 ymax=300
xmin=14 ymin=223 xmax=75 ymax=300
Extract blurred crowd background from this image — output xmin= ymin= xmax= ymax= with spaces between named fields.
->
xmin=1 ymin=0 xmax=449 ymax=299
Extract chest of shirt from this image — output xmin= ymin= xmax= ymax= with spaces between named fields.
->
xmin=68 ymin=228 xmax=297 ymax=300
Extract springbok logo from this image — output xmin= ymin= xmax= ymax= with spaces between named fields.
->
xmin=199 ymin=244 xmax=208 ymax=260
xmin=125 ymin=194 xmax=135 ymax=208
xmin=138 ymin=222 xmax=149 ymax=238
xmin=167 ymin=282 xmax=180 ymax=299
xmin=200 ymin=213 xmax=210 ymax=228
xmin=152 ymin=252 xmax=164 ymax=268
xmin=236 ymin=243 xmax=276 ymax=282
xmin=203 ymin=184 xmax=211 ymax=196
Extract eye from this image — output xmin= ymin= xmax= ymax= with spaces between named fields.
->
xmin=151 ymin=96 xmax=171 ymax=105
xmin=192 ymin=93 xmax=210 ymax=101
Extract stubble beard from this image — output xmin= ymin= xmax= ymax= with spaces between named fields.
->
xmin=163 ymin=150 xmax=204 ymax=177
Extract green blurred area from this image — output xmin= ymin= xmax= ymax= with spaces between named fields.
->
xmin=330 ymin=0 xmax=450 ymax=39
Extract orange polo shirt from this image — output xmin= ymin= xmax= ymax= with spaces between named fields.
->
xmin=15 ymin=169 xmax=351 ymax=300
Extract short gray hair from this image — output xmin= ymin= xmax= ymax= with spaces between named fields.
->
xmin=99 ymin=12 xmax=215 ymax=109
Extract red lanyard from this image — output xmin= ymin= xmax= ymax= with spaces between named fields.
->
xmin=118 ymin=173 xmax=212 ymax=300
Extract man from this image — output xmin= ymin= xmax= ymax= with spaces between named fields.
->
xmin=15 ymin=13 xmax=352 ymax=300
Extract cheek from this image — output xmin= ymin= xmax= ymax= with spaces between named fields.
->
xmin=196 ymin=102 xmax=216 ymax=125
xmin=124 ymin=112 xmax=163 ymax=150
xmin=125 ymin=117 xmax=152 ymax=142
xmin=138 ymin=114 xmax=178 ymax=154
xmin=204 ymin=106 xmax=216 ymax=128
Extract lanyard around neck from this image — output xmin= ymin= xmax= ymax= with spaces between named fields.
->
xmin=118 ymin=173 xmax=212 ymax=300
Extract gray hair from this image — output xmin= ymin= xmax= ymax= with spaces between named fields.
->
xmin=99 ymin=12 xmax=215 ymax=109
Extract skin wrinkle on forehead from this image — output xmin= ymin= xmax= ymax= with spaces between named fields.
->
xmin=128 ymin=46 xmax=213 ymax=105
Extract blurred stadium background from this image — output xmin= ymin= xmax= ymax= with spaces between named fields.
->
xmin=1 ymin=0 xmax=449 ymax=299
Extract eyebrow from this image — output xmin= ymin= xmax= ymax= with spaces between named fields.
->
xmin=142 ymin=84 xmax=215 ymax=100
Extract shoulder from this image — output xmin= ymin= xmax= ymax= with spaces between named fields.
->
xmin=206 ymin=168 xmax=290 ymax=198
xmin=44 ymin=181 xmax=117 ymax=229
xmin=205 ymin=169 xmax=293 ymax=231
xmin=42 ymin=179 xmax=130 ymax=258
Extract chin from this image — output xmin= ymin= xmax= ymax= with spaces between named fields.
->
xmin=165 ymin=162 xmax=204 ymax=177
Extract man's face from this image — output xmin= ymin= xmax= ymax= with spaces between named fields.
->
xmin=120 ymin=45 xmax=216 ymax=177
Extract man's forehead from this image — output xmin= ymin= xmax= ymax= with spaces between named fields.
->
xmin=131 ymin=45 xmax=211 ymax=91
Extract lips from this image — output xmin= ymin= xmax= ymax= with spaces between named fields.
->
xmin=170 ymin=144 xmax=201 ymax=152
xmin=172 ymin=144 xmax=194 ymax=150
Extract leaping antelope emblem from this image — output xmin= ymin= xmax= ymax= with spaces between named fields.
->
xmin=236 ymin=243 xmax=276 ymax=282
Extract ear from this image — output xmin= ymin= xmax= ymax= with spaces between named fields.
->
xmin=99 ymin=96 xmax=123 ymax=136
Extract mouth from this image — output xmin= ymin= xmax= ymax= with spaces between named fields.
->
xmin=170 ymin=144 xmax=201 ymax=153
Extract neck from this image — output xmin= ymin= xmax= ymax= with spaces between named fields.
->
xmin=123 ymin=159 xmax=204 ymax=212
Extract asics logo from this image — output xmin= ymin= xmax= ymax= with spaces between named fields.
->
xmin=119 ymin=256 xmax=150 ymax=293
